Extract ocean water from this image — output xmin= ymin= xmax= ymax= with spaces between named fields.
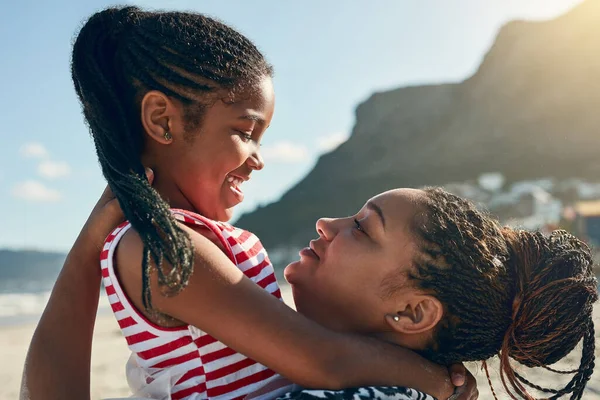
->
xmin=0 ymin=276 xmax=112 ymax=326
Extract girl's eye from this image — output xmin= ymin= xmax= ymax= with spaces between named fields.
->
xmin=235 ymin=130 xmax=253 ymax=142
xmin=354 ymin=218 xmax=365 ymax=233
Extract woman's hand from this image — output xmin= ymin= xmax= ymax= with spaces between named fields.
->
xmin=448 ymin=364 xmax=478 ymax=400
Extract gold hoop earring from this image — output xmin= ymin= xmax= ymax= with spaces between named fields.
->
xmin=164 ymin=131 xmax=173 ymax=141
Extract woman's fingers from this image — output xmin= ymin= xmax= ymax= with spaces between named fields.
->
xmin=448 ymin=363 xmax=466 ymax=387
xmin=448 ymin=363 xmax=478 ymax=400
xmin=145 ymin=167 xmax=155 ymax=185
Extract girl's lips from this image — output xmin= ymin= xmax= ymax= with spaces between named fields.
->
xmin=229 ymin=184 xmax=244 ymax=202
xmin=225 ymin=174 xmax=249 ymax=204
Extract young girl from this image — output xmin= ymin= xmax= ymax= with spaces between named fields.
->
xmin=21 ymin=6 xmax=474 ymax=400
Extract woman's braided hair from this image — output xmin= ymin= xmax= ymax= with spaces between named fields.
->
xmin=410 ymin=187 xmax=598 ymax=399
xmin=71 ymin=6 xmax=273 ymax=311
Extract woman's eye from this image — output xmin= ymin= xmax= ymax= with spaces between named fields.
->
xmin=354 ymin=218 xmax=365 ymax=233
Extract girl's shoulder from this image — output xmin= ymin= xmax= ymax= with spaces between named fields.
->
xmin=170 ymin=209 xmax=265 ymax=249
xmin=109 ymin=209 xmax=246 ymax=292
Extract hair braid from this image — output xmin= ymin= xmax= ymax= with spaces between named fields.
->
xmin=406 ymin=187 xmax=598 ymax=399
xmin=126 ymin=42 xmax=214 ymax=98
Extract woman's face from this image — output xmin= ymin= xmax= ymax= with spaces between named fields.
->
xmin=146 ymin=76 xmax=275 ymax=221
xmin=284 ymin=188 xmax=428 ymax=333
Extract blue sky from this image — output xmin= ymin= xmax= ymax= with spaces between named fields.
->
xmin=0 ymin=0 xmax=582 ymax=251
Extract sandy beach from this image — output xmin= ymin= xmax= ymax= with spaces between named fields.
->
xmin=1 ymin=285 xmax=599 ymax=400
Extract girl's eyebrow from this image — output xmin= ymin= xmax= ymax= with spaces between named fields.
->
xmin=366 ymin=201 xmax=385 ymax=230
xmin=238 ymin=114 xmax=265 ymax=124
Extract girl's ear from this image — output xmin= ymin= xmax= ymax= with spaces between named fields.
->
xmin=140 ymin=90 xmax=178 ymax=144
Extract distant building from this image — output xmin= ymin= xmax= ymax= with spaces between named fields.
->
xmin=576 ymin=182 xmax=600 ymax=200
xmin=528 ymin=188 xmax=562 ymax=226
xmin=490 ymin=186 xmax=562 ymax=227
xmin=478 ymin=173 xmax=505 ymax=192
xmin=573 ymin=200 xmax=600 ymax=246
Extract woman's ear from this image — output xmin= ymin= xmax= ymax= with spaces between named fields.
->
xmin=140 ymin=90 xmax=176 ymax=145
xmin=385 ymin=295 xmax=443 ymax=335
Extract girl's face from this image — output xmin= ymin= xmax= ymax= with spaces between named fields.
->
xmin=144 ymin=76 xmax=275 ymax=221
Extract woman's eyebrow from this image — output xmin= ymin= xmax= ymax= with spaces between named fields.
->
xmin=366 ymin=201 xmax=385 ymax=230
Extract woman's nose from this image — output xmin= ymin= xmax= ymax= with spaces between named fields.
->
xmin=316 ymin=218 xmax=336 ymax=241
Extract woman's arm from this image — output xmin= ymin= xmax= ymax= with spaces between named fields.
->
xmin=117 ymin=222 xmax=464 ymax=400
xmin=20 ymin=177 xmax=139 ymax=400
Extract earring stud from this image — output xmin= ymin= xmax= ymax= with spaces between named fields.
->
xmin=164 ymin=131 xmax=173 ymax=141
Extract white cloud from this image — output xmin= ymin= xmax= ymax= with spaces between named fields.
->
xmin=11 ymin=181 xmax=62 ymax=202
xmin=38 ymin=160 xmax=71 ymax=179
xmin=20 ymin=142 xmax=49 ymax=159
xmin=261 ymin=142 xmax=309 ymax=163
xmin=316 ymin=132 xmax=349 ymax=152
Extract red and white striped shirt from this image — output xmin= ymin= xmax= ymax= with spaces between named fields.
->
xmin=101 ymin=209 xmax=290 ymax=400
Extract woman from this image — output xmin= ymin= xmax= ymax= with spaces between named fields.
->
xmin=281 ymin=187 xmax=597 ymax=400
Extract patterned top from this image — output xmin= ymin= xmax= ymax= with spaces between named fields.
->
xmin=101 ymin=209 xmax=292 ymax=400
xmin=277 ymin=387 xmax=435 ymax=400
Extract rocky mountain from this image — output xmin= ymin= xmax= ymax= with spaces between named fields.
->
xmin=237 ymin=0 xmax=600 ymax=250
